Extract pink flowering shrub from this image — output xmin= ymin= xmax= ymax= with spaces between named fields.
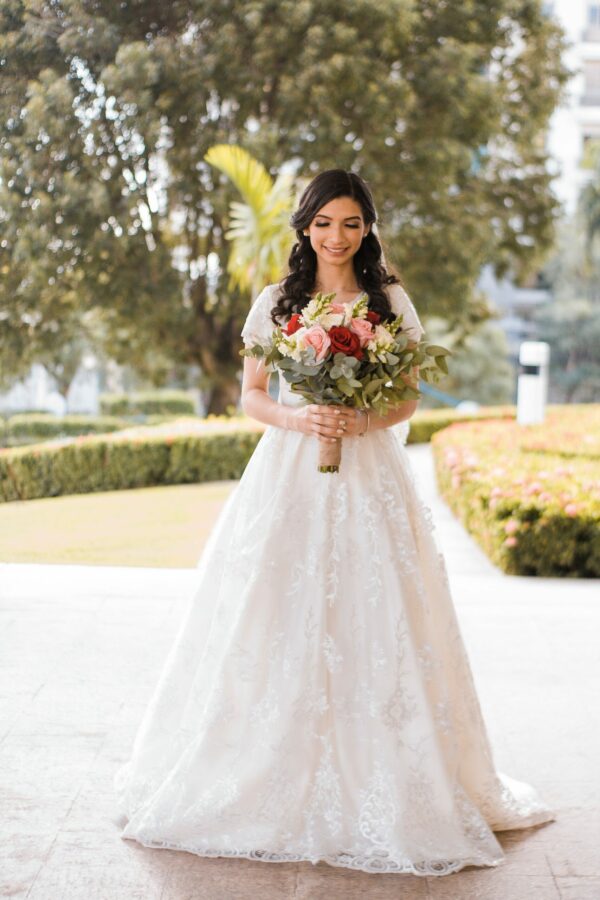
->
xmin=431 ymin=407 xmax=600 ymax=577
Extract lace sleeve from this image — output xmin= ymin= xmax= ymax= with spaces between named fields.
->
xmin=387 ymin=283 xmax=425 ymax=341
xmin=240 ymin=284 xmax=278 ymax=348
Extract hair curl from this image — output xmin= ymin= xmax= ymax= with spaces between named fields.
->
xmin=270 ymin=168 xmax=403 ymax=328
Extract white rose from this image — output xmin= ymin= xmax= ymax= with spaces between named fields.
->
xmin=367 ymin=323 xmax=394 ymax=351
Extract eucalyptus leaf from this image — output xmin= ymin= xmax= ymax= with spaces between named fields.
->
xmin=426 ymin=344 xmax=452 ymax=356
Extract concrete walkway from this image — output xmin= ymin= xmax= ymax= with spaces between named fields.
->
xmin=0 ymin=444 xmax=598 ymax=900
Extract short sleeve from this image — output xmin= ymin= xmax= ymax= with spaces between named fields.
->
xmin=240 ymin=284 xmax=278 ymax=348
xmin=387 ymin=283 xmax=425 ymax=341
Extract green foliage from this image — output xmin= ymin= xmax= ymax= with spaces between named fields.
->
xmin=204 ymin=144 xmax=297 ymax=297
xmin=1 ymin=414 xmax=128 ymax=447
xmin=0 ymin=431 xmax=262 ymax=503
xmin=241 ymin=291 xmax=451 ymax=413
xmin=405 ymin=404 xmax=515 ymax=443
xmin=0 ymin=404 xmax=517 ymax=501
xmin=0 ymin=0 xmax=570 ymax=408
xmin=432 ymin=405 xmax=600 ymax=577
xmin=420 ymin=316 xmax=515 ymax=406
xmin=99 ymin=390 xmax=196 ymax=417
xmin=535 ymin=173 xmax=600 ymax=402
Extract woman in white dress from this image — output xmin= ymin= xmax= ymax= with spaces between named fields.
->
xmin=114 ymin=168 xmax=555 ymax=876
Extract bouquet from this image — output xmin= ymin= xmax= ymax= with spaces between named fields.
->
xmin=240 ymin=291 xmax=451 ymax=473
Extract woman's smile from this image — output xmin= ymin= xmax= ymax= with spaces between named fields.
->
xmin=324 ymin=246 xmax=349 ymax=255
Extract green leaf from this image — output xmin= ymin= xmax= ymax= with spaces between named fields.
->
xmin=425 ymin=344 xmax=452 ymax=356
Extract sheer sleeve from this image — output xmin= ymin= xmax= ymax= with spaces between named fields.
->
xmin=240 ymin=284 xmax=278 ymax=348
xmin=387 ymin=283 xmax=425 ymax=341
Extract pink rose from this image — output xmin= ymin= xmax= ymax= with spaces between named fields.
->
xmin=330 ymin=302 xmax=347 ymax=314
xmin=349 ymin=316 xmax=374 ymax=347
xmin=564 ymin=503 xmax=578 ymax=516
xmin=504 ymin=536 xmax=517 ymax=548
xmin=525 ymin=482 xmax=543 ymax=495
xmin=302 ymin=324 xmax=331 ymax=362
xmin=445 ymin=450 xmax=460 ymax=468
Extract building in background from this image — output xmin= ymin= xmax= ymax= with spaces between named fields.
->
xmin=547 ymin=0 xmax=600 ymax=212
xmin=481 ymin=0 xmax=598 ymax=368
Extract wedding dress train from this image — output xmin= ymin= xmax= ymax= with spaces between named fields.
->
xmin=114 ymin=282 xmax=555 ymax=876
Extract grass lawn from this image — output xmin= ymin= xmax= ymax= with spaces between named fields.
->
xmin=0 ymin=481 xmax=238 ymax=568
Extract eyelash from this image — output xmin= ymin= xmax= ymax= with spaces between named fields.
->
xmin=315 ymin=223 xmax=359 ymax=228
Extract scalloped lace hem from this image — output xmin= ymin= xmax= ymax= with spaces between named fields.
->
xmin=120 ymin=833 xmax=506 ymax=877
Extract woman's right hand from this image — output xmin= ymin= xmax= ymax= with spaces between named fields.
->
xmin=286 ymin=404 xmax=344 ymax=443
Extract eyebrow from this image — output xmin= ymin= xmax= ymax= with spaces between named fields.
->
xmin=314 ymin=215 xmax=362 ymax=220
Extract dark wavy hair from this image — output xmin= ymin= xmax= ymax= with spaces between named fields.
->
xmin=270 ymin=168 xmax=403 ymax=328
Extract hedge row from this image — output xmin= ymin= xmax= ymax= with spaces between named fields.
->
xmin=431 ymin=406 xmax=600 ymax=578
xmin=0 ymin=423 xmax=263 ymax=502
xmin=0 ymin=406 xmax=512 ymax=503
xmin=0 ymin=414 xmax=128 ymax=447
xmin=99 ymin=390 xmax=197 ymax=416
xmin=0 ymin=403 xmax=517 ymax=451
xmin=405 ymin=405 xmax=515 ymax=444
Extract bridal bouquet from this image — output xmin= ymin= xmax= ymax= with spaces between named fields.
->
xmin=240 ymin=291 xmax=451 ymax=473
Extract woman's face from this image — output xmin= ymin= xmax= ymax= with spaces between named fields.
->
xmin=303 ymin=196 xmax=370 ymax=267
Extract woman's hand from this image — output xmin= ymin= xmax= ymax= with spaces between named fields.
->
xmin=286 ymin=404 xmax=366 ymax=441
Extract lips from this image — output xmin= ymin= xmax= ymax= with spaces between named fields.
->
xmin=324 ymin=246 xmax=349 ymax=254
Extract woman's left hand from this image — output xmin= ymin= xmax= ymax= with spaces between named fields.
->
xmin=329 ymin=406 xmax=367 ymax=437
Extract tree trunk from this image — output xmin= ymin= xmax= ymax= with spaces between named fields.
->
xmin=207 ymin=377 xmax=242 ymax=416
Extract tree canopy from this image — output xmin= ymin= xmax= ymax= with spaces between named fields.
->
xmin=536 ymin=165 xmax=600 ymax=402
xmin=0 ymin=0 xmax=569 ymax=410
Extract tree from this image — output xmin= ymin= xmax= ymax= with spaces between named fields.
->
xmin=420 ymin=315 xmax=515 ymax=406
xmin=535 ymin=205 xmax=600 ymax=402
xmin=0 ymin=0 xmax=570 ymax=411
xmin=204 ymin=144 xmax=298 ymax=300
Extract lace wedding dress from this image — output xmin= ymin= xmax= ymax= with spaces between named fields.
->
xmin=114 ymin=282 xmax=555 ymax=876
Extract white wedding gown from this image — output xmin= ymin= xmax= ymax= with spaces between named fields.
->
xmin=114 ymin=282 xmax=555 ymax=876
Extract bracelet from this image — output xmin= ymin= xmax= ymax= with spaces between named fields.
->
xmin=358 ymin=409 xmax=369 ymax=437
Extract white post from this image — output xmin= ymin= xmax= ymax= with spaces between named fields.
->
xmin=517 ymin=341 xmax=550 ymax=425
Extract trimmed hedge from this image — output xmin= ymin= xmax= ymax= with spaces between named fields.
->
xmin=0 ymin=423 xmax=262 ymax=502
xmin=431 ymin=406 xmax=600 ymax=578
xmin=1 ymin=404 xmax=515 ymax=449
xmin=0 ymin=404 xmax=577 ymax=506
xmin=0 ymin=414 xmax=128 ymax=447
xmin=99 ymin=390 xmax=197 ymax=417
xmin=405 ymin=405 xmax=515 ymax=444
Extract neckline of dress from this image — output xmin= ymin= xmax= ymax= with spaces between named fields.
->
xmin=310 ymin=290 xmax=365 ymax=305
xmin=344 ymin=290 xmax=365 ymax=305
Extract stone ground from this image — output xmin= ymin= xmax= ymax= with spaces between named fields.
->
xmin=0 ymin=443 xmax=598 ymax=900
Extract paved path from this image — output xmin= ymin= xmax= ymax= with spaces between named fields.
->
xmin=0 ymin=444 xmax=598 ymax=899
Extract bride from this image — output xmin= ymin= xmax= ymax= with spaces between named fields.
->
xmin=114 ymin=168 xmax=555 ymax=877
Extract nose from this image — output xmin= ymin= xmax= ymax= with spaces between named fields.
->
xmin=329 ymin=227 xmax=346 ymax=245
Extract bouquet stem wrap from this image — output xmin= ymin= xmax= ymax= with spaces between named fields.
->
xmin=318 ymin=435 xmax=342 ymax=473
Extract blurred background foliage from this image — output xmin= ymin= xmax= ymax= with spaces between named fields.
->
xmin=0 ymin=0 xmax=569 ymax=411
xmin=534 ymin=158 xmax=600 ymax=402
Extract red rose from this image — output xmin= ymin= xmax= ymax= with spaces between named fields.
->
xmin=366 ymin=310 xmax=381 ymax=325
xmin=329 ymin=326 xmax=364 ymax=360
xmin=284 ymin=313 xmax=303 ymax=335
